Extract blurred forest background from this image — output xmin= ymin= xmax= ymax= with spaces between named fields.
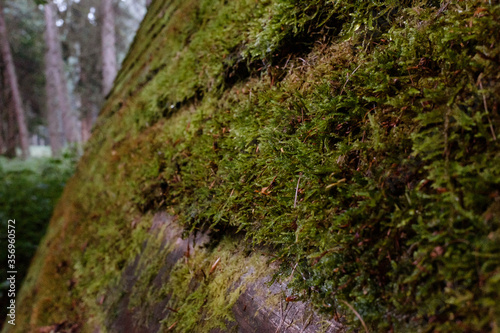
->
xmin=1 ymin=0 xmax=148 ymax=158
xmin=0 ymin=0 xmax=148 ymax=327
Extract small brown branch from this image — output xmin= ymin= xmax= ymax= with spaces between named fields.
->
xmin=209 ymin=257 xmax=221 ymax=275
xmin=434 ymin=1 xmax=450 ymax=19
xmin=340 ymin=64 xmax=362 ymax=95
xmin=166 ymin=321 xmax=178 ymax=331
xmin=166 ymin=306 xmax=179 ymax=313
xmin=339 ymin=300 xmax=369 ymax=333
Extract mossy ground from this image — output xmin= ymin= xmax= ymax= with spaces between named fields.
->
xmin=7 ymin=0 xmax=500 ymax=332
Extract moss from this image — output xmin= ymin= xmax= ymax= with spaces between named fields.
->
xmin=9 ymin=0 xmax=500 ymax=332
xmin=158 ymin=237 xmax=270 ymax=332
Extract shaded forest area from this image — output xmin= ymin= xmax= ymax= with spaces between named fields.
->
xmin=2 ymin=0 xmax=500 ymax=332
xmin=0 ymin=0 xmax=146 ymax=157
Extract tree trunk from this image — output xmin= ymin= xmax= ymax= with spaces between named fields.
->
xmin=0 ymin=4 xmax=30 ymax=158
xmin=44 ymin=48 xmax=63 ymax=155
xmin=43 ymin=2 xmax=63 ymax=155
xmin=44 ymin=1 xmax=80 ymax=151
xmin=0 ymin=53 xmax=6 ymax=155
xmin=0 ymin=75 xmax=17 ymax=158
xmin=5 ymin=97 xmax=17 ymax=157
xmin=0 ymin=81 xmax=17 ymax=158
xmin=101 ymin=0 xmax=117 ymax=96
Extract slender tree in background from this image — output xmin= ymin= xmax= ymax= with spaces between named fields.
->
xmin=65 ymin=0 xmax=102 ymax=142
xmin=0 ymin=68 xmax=17 ymax=157
xmin=44 ymin=1 xmax=63 ymax=154
xmin=101 ymin=0 xmax=117 ymax=96
xmin=1 ymin=0 xmax=46 ymax=149
xmin=0 ymin=4 xmax=30 ymax=158
xmin=44 ymin=40 xmax=63 ymax=154
xmin=44 ymin=0 xmax=80 ymax=154
xmin=56 ymin=0 xmax=145 ymax=142
xmin=0 ymin=100 xmax=3 ymax=152
xmin=0 ymin=52 xmax=14 ymax=156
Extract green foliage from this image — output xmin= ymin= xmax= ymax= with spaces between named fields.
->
xmin=0 ymin=153 xmax=76 ymax=321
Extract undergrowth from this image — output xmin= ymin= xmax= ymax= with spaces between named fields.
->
xmin=0 ymin=153 xmax=76 ymax=328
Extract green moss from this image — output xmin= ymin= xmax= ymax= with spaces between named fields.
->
xmin=10 ymin=0 xmax=500 ymax=332
xmin=159 ymin=237 xmax=269 ymax=332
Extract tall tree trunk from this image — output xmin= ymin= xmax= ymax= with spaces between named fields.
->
xmin=0 ymin=117 xmax=3 ymax=155
xmin=101 ymin=0 xmax=117 ymax=96
xmin=0 ymin=4 xmax=30 ymax=158
xmin=5 ymin=97 xmax=17 ymax=157
xmin=43 ymin=2 xmax=63 ymax=155
xmin=0 ymin=53 xmax=6 ymax=155
xmin=44 ymin=1 xmax=80 ymax=151
xmin=0 ymin=79 xmax=17 ymax=158
xmin=0 ymin=84 xmax=17 ymax=158
xmin=44 ymin=47 xmax=63 ymax=155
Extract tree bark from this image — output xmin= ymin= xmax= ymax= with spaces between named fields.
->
xmin=44 ymin=1 xmax=79 ymax=152
xmin=44 ymin=47 xmax=63 ymax=155
xmin=0 ymin=80 xmax=17 ymax=158
xmin=101 ymin=0 xmax=117 ymax=96
xmin=0 ymin=4 xmax=30 ymax=158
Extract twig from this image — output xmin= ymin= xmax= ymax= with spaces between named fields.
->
xmin=294 ymin=173 xmax=302 ymax=208
xmin=434 ymin=1 xmax=451 ymax=19
xmin=289 ymin=262 xmax=298 ymax=279
xmin=209 ymin=257 xmax=221 ymax=275
xmin=340 ymin=64 xmax=362 ymax=95
xmin=339 ymin=300 xmax=369 ymax=333
xmin=274 ymin=296 xmax=288 ymax=333
xmin=298 ymin=57 xmax=309 ymax=65
xmin=478 ymin=75 xmax=497 ymax=141
xmin=166 ymin=321 xmax=178 ymax=331
xmin=284 ymin=54 xmax=292 ymax=69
